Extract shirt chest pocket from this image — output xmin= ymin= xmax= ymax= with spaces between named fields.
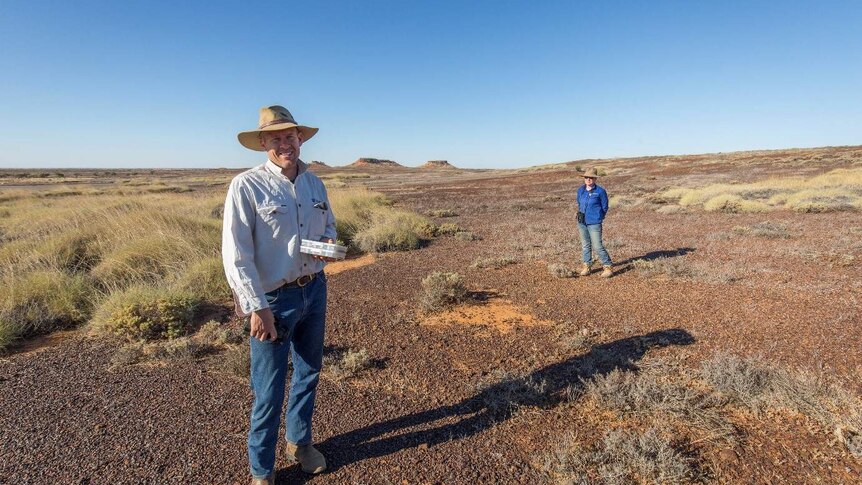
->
xmin=306 ymin=202 xmax=328 ymax=239
xmin=256 ymin=204 xmax=295 ymax=236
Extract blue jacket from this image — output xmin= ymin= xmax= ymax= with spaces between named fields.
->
xmin=577 ymin=184 xmax=609 ymax=225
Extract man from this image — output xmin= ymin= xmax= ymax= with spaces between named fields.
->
xmin=222 ymin=105 xmax=337 ymax=484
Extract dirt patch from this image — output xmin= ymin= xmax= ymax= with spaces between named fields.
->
xmin=325 ymin=254 xmax=376 ymax=275
xmin=421 ymin=297 xmax=552 ymax=335
xmin=5 ymin=329 xmax=82 ymax=357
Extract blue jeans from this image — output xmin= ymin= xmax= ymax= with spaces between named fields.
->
xmin=248 ymin=272 xmax=327 ymax=478
xmin=577 ymin=222 xmax=612 ymax=266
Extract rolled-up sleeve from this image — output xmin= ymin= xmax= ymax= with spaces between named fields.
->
xmin=222 ymin=179 xmax=268 ymax=315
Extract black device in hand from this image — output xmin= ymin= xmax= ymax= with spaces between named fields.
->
xmin=577 ymin=211 xmax=586 ymax=224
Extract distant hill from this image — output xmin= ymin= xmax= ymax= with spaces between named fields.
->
xmin=420 ymin=160 xmax=457 ymax=170
xmin=310 ymin=160 xmax=328 ymax=167
xmin=350 ymin=158 xmax=402 ymax=168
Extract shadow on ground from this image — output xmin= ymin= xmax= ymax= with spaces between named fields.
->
xmin=613 ymin=247 xmax=696 ymax=275
xmin=276 ymin=328 xmax=695 ymax=481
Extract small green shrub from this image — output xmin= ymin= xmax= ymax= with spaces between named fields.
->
xmin=222 ymin=344 xmax=250 ymax=379
xmin=420 ymin=272 xmax=468 ymax=313
xmin=196 ymin=320 xmax=244 ymax=345
xmin=93 ymin=286 xmax=199 ymax=341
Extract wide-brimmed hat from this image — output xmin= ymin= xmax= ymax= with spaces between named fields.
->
xmin=581 ymin=168 xmax=600 ymax=178
xmin=237 ymin=105 xmax=319 ymax=151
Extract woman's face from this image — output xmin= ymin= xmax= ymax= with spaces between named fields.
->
xmin=584 ymin=176 xmax=595 ymax=188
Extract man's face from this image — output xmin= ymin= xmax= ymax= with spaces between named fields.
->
xmin=584 ymin=176 xmax=595 ymax=188
xmin=260 ymin=127 xmax=302 ymax=168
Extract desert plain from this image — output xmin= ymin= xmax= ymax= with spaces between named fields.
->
xmin=1 ymin=145 xmax=861 ymax=484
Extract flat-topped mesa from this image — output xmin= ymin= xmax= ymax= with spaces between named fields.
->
xmin=420 ymin=160 xmax=457 ymax=169
xmin=350 ymin=158 xmax=402 ymax=168
xmin=309 ymin=160 xmax=328 ymax=167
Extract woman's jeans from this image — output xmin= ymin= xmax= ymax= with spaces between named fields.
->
xmin=248 ymin=272 xmax=327 ymax=478
xmin=577 ymin=222 xmax=612 ymax=266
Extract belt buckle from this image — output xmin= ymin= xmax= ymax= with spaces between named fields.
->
xmin=296 ymin=274 xmax=313 ymax=287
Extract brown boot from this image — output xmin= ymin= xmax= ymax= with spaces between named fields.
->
xmin=579 ymin=263 xmax=591 ymax=276
xmin=286 ymin=443 xmax=327 ymax=474
xmin=601 ymin=265 xmax=613 ymax=278
xmin=250 ymin=474 xmax=274 ymax=485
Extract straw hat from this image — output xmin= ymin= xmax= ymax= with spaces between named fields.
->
xmin=237 ymin=105 xmax=319 ymax=151
xmin=581 ymin=168 xmax=600 ymax=178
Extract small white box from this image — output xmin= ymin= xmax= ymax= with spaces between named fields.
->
xmin=300 ymin=239 xmax=348 ymax=260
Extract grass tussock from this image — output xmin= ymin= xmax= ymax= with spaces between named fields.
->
xmin=428 ymin=208 xmax=458 ymax=217
xmin=477 ymin=370 xmax=548 ymax=420
xmin=329 ymin=187 xmax=433 ymax=252
xmin=420 ymin=271 xmax=468 ymax=313
xmin=731 ymin=221 xmax=791 ymax=239
xmin=659 ymin=167 xmax=862 ymax=213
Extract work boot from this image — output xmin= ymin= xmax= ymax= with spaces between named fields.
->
xmin=250 ymin=474 xmax=274 ymax=485
xmin=601 ymin=265 xmax=613 ymax=278
xmin=579 ymin=263 xmax=591 ymax=276
xmin=286 ymin=443 xmax=327 ymax=474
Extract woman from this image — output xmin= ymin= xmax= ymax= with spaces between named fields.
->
xmin=576 ymin=168 xmax=613 ymax=278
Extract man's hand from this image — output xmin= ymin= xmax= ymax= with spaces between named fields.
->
xmin=313 ymin=237 xmax=339 ymax=262
xmin=250 ymin=308 xmax=277 ymax=342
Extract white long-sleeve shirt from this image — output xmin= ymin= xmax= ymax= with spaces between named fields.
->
xmin=222 ymin=159 xmax=337 ymax=315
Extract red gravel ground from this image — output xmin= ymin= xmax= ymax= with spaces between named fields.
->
xmin=2 ymin=147 xmax=861 ymax=483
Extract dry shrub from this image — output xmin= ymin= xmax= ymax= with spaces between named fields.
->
xmin=701 ymin=353 xmax=862 ymax=455
xmin=632 ymin=258 xmax=697 ymax=278
xmin=428 ymin=208 xmax=458 ymax=217
xmin=732 ymin=221 xmax=791 ymax=239
xmin=221 ymin=344 xmax=250 ymax=379
xmin=471 ymin=256 xmax=519 ymax=269
xmin=91 ymin=285 xmax=199 ymax=341
xmin=477 ymin=370 xmax=547 ymax=420
xmin=324 ymin=348 xmax=373 ymax=381
xmin=583 ymin=365 xmax=733 ymax=440
xmin=435 ymin=222 xmax=461 ymax=236
xmin=420 ymin=271 xmax=468 ymax=313
xmin=454 ymin=231 xmax=479 ymax=241
xmin=545 ymin=428 xmax=702 ymax=485
xmin=174 ymin=257 xmax=232 ymax=303
xmin=0 ymin=270 xmax=92 ymax=351
xmin=704 ymin=194 xmax=768 ymax=213
xmin=548 ymin=263 xmax=577 ymax=278
xmin=196 ymin=320 xmax=244 ymax=345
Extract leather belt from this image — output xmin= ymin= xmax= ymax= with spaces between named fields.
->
xmin=282 ymin=272 xmax=317 ymax=289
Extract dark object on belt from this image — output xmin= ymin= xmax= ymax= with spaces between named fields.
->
xmin=282 ymin=271 xmax=319 ymax=289
xmin=577 ymin=211 xmax=586 ymax=224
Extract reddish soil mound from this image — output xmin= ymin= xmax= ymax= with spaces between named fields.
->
xmin=350 ymin=158 xmax=402 ymax=168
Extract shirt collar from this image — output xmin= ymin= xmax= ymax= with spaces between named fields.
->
xmin=264 ymin=159 xmax=308 ymax=179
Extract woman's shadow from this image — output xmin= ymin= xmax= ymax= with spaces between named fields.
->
xmin=285 ymin=328 xmax=694 ymax=478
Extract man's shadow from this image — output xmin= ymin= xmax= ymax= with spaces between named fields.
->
xmin=277 ymin=328 xmax=694 ymax=480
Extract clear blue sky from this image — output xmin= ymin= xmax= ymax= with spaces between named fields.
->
xmin=1 ymin=1 xmax=860 ymax=169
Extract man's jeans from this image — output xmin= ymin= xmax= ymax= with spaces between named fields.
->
xmin=248 ymin=272 xmax=327 ymax=478
xmin=577 ymin=222 xmax=612 ymax=266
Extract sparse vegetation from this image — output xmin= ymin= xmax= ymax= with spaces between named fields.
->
xmin=545 ymin=427 xmax=703 ymax=485
xmin=428 ymin=209 xmax=458 ymax=217
xmin=477 ymin=370 xmax=547 ymax=420
xmin=471 ymin=256 xmax=519 ymax=269
xmin=631 ymin=257 xmax=697 ymax=278
xmin=731 ymin=221 xmax=791 ymax=239
xmin=324 ymin=348 xmax=373 ymax=381
xmin=435 ymin=222 xmax=461 ymax=236
xmin=454 ymin=230 xmax=479 ymax=241
xmin=660 ymin=167 xmax=862 ymax=213
xmin=329 ymin=187 xmax=433 ymax=252
xmin=91 ymin=286 xmax=199 ymax=341
xmin=548 ymin=263 xmax=577 ymax=278
xmin=420 ymin=272 xmax=468 ymax=313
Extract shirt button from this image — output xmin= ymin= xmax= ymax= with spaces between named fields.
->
xmin=304 ymin=263 xmax=307 ymax=266
xmin=300 ymin=223 xmax=304 ymax=227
